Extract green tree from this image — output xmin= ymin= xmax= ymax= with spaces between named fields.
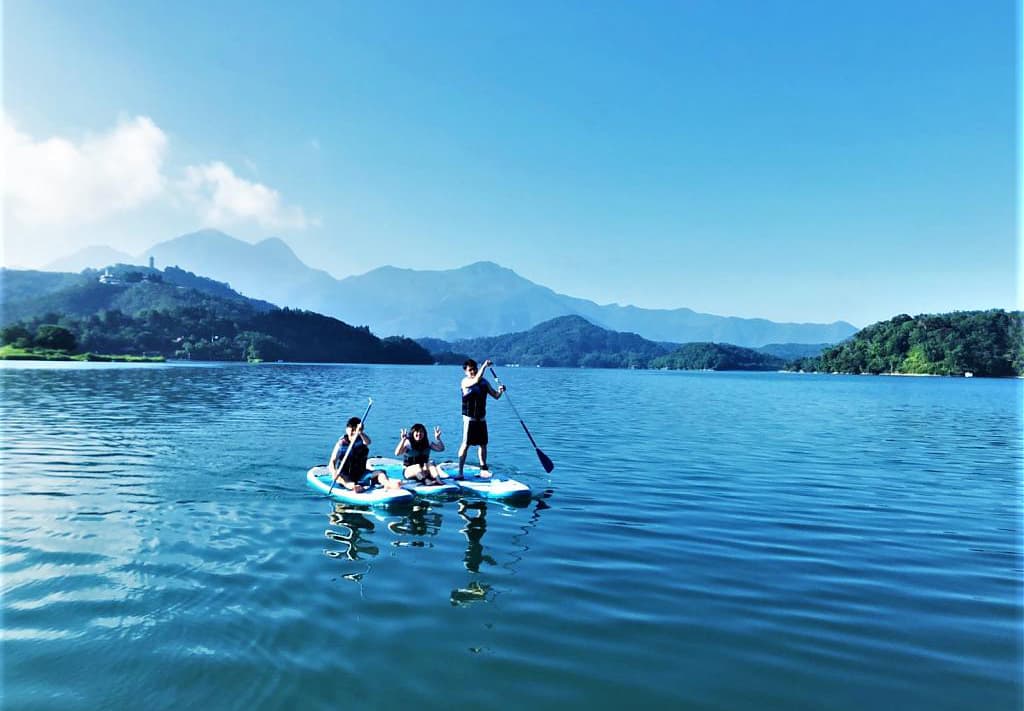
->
xmin=34 ymin=324 xmax=77 ymax=351
xmin=1 ymin=323 xmax=32 ymax=347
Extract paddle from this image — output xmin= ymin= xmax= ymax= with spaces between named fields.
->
xmin=488 ymin=367 xmax=554 ymax=473
xmin=327 ymin=398 xmax=373 ymax=496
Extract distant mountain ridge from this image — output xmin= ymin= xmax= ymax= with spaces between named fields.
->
xmin=417 ymin=314 xmax=787 ymax=370
xmin=45 ymin=245 xmax=134 ymax=272
xmin=44 ymin=230 xmax=858 ymax=347
xmin=429 ymin=314 xmax=669 ymax=368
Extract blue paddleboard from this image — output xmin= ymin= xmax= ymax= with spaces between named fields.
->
xmin=368 ymin=457 xmax=461 ymax=499
xmin=437 ymin=462 xmax=532 ymax=500
xmin=306 ymin=465 xmax=414 ymax=507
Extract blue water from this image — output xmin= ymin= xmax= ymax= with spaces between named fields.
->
xmin=2 ymin=363 xmax=1021 ymax=710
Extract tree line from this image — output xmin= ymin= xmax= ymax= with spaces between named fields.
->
xmin=1 ymin=307 xmax=432 ymax=364
xmin=789 ymin=310 xmax=1023 ymax=376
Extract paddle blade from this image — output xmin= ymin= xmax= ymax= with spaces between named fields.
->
xmin=536 ymin=448 xmax=554 ymax=473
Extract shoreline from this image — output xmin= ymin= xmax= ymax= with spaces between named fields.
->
xmin=0 ymin=347 xmax=165 ymax=363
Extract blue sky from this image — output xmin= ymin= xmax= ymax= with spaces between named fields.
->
xmin=2 ymin=0 xmax=1018 ymax=326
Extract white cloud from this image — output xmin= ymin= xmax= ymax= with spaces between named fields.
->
xmin=2 ymin=114 xmax=316 ymax=235
xmin=2 ymin=114 xmax=167 ymax=226
xmin=179 ymin=161 xmax=315 ymax=230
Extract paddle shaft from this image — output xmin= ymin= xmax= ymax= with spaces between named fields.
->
xmin=327 ymin=398 xmax=373 ymax=496
xmin=488 ymin=367 xmax=554 ymax=472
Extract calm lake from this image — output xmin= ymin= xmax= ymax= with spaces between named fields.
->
xmin=2 ymin=363 xmax=1021 ymax=710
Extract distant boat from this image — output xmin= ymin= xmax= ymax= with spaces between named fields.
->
xmin=964 ymin=371 xmax=974 ymax=378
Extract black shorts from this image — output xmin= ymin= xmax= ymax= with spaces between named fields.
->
xmin=465 ymin=419 xmax=489 ymax=446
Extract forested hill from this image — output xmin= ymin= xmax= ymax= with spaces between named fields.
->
xmin=0 ymin=265 xmax=276 ymax=323
xmin=652 ymin=343 xmax=785 ymax=371
xmin=0 ymin=267 xmax=431 ymax=364
xmin=425 ymin=315 xmax=669 ymax=368
xmin=419 ymin=315 xmax=786 ymax=370
xmin=790 ymin=310 xmax=1023 ymax=376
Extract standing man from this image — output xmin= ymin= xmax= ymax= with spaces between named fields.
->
xmin=458 ymin=358 xmax=505 ymax=478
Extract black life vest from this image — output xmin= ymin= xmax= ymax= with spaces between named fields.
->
xmin=335 ymin=437 xmax=368 ymax=480
xmin=462 ymin=381 xmax=489 ymax=420
xmin=403 ymin=441 xmax=431 ymax=467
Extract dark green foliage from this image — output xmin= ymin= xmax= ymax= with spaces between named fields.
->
xmin=792 ymin=310 xmax=1023 ymax=377
xmin=0 ymin=323 xmax=33 ymax=348
xmin=0 ymin=268 xmax=89 ymax=304
xmin=33 ymin=325 xmax=77 ymax=351
xmin=651 ymin=342 xmax=785 ymax=371
xmin=158 ymin=266 xmax=274 ymax=310
xmin=415 ymin=337 xmax=469 ymax=365
xmin=380 ymin=336 xmax=434 ymax=364
xmin=0 ymin=268 xmax=433 ymax=364
xmin=445 ymin=315 xmax=668 ymax=368
xmin=415 ymin=337 xmax=452 ymax=353
xmin=756 ymin=342 xmax=832 ymax=360
xmin=1 ymin=265 xmax=275 ymax=326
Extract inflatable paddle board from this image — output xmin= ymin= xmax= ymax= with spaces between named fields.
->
xmin=437 ymin=462 xmax=532 ymax=500
xmin=306 ymin=465 xmax=414 ymax=507
xmin=368 ymin=457 xmax=461 ymax=499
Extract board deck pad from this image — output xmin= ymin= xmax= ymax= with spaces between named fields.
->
xmin=306 ymin=465 xmax=415 ymax=507
xmin=368 ymin=457 xmax=461 ymax=498
xmin=437 ymin=462 xmax=532 ymax=500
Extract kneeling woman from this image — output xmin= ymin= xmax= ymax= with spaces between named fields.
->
xmin=395 ymin=423 xmax=445 ymax=485
xmin=329 ymin=416 xmax=399 ymax=493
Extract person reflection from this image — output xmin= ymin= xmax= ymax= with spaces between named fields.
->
xmin=324 ymin=506 xmax=380 ymax=560
xmin=457 ymin=500 xmax=497 ymax=572
xmin=388 ymin=503 xmax=443 ymax=546
xmin=449 ymin=500 xmax=497 ymax=606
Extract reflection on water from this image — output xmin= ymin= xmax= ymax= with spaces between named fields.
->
xmin=324 ymin=507 xmax=381 ymax=561
xmin=318 ymin=493 xmax=554 ymax=606
xmin=450 ymin=581 xmax=491 ymax=606
xmin=450 ymin=500 xmax=496 ymax=605
xmin=457 ymin=500 xmax=496 ymax=573
xmin=4 ymin=363 xmax=1018 ymax=711
xmin=387 ymin=504 xmax=443 ymax=542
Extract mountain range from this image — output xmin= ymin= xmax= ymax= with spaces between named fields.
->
xmin=46 ymin=230 xmax=858 ymax=346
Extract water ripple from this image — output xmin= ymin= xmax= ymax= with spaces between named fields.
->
xmin=1 ymin=364 xmax=1021 ymax=710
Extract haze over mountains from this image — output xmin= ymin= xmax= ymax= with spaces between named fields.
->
xmin=47 ymin=230 xmax=858 ymax=346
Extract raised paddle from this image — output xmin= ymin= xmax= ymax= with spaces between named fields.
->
xmin=488 ymin=367 xmax=554 ymax=473
xmin=327 ymin=398 xmax=373 ymax=497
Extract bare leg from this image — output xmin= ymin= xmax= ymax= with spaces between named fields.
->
xmin=478 ymin=445 xmax=491 ymax=477
xmin=458 ymin=417 xmax=472 ymax=477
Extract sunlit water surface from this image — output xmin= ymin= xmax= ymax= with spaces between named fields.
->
xmin=2 ymin=363 xmax=1021 ymax=710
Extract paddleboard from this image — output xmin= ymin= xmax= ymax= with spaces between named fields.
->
xmin=437 ymin=462 xmax=532 ymax=500
xmin=368 ymin=457 xmax=461 ymax=499
xmin=306 ymin=465 xmax=414 ymax=507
